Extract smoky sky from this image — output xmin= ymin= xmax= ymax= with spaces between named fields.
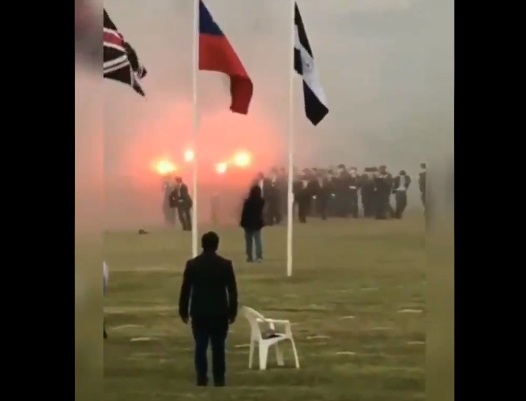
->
xmin=104 ymin=0 xmax=452 ymax=168
xmin=99 ymin=0 xmax=452 ymax=227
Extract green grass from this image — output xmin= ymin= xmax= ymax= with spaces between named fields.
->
xmin=104 ymin=216 xmax=425 ymax=401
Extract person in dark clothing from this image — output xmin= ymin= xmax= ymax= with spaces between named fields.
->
xmin=333 ymin=164 xmax=348 ymax=217
xmin=374 ymin=166 xmax=393 ymax=219
xmin=315 ymin=174 xmax=331 ymax=220
xmin=178 ymin=232 xmax=238 ymax=387
xmin=169 ymin=177 xmax=193 ymax=231
xmin=360 ymin=168 xmax=376 ymax=218
xmin=374 ymin=169 xmax=392 ymax=220
xmin=327 ymin=170 xmax=338 ymax=216
xmin=253 ymin=172 xmax=270 ymax=224
xmin=392 ymin=170 xmax=411 ymax=219
xmin=295 ymin=179 xmax=310 ymax=223
xmin=419 ymin=163 xmax=426 ymax=208
xmin=240 ymin=185 xmax=265 ymax=262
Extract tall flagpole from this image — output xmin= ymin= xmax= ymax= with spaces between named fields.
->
xmin=286 ymin=0 xmax=296 ymax=277
xmin=191 ymin=0 xmax=200 ymax=257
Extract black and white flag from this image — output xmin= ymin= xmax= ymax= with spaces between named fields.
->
xmin=293 ymin=3 xmax=328 ymax=126
xmin=103 ymin=9 xmax=147 ymax=96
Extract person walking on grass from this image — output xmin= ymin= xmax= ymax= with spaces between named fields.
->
xmin=240 ymin=185 xmax=265 ymax=262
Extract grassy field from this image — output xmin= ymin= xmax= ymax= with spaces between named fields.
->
xmin=104 ymin=215 xmax=425 ymax=401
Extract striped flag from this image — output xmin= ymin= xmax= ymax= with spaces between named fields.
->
xmin=293 ymin=3 xmax=328 ymax=126
xmin=103 ymin=9 xmax=147 ymax=96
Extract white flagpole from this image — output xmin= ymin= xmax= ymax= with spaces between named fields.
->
xmin=191 ymin=0 xmax=200 ymax=257
xmin=286 ymin=0 xmax=296 ymax=277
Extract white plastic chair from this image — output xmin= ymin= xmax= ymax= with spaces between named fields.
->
xmin=242 ymin=306 xmax=300 ymax=371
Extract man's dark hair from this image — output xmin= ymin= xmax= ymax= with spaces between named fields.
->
xmin=201 ymin=231 xmax=219 ymax=251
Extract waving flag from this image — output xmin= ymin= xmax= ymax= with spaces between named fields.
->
xmin=293 ymin=3 xmax=328 ymax=125
xmin=103 ymin=9 xmax=147 ymax=96
xmin=199 ymin=0 xmax=253 ymax=114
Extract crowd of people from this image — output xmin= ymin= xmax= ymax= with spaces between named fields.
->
xmin=162 ymin=163 xmax=427 ymax=229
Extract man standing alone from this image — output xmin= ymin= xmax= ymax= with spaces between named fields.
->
xmin=178 ymin=232 xmax=238 ymax=387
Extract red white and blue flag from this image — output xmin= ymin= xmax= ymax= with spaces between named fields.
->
xmin=199 ymin=1 xmax=253 ymax=114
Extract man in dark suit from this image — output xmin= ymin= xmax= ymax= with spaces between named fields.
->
xmin=178 ymin=232 xmax=238 ymax=387
xmin=253 ymin=172 xmax=269 ymax=223
xmin=169 ymin=177 xmax=193 ymax=231
xmin=374 ymin=165 xmax=394 ymax=219
xmin=315 ymin=173 xmax=331 ymax=220
xmin=360 ymin=168 xmax=375 ymax=218
xmin=294 ymin=179 xmax=311 ymax=223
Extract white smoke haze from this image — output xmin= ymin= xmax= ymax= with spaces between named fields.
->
xmin=102 ymin=0 xmax=453 ymax=229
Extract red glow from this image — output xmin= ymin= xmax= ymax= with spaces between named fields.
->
xmin=119 ymin=99 xmax=283 ymax=184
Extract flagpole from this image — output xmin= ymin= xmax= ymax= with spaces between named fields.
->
xmin=286 ymin=0 xmax=296 ymax=277
xmin=191 ymin=0 xmax=199 ymax=257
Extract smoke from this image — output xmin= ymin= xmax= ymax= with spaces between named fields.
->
xmin=103 ymin=0 xmax=453 ymax=228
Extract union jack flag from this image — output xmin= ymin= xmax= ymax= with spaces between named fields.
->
xmin=103 ymin=9 xmax=147 ymax=96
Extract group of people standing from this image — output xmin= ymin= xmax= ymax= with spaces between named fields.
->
xmin=251 ymin=163 xmax=426 ymax=224
xmin=238 ymin=162 xmax=426 ymax=262
xmin=160 ymin=163 xmax=427 ymax=239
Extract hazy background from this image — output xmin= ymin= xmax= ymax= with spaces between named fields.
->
xmin=92 ymin=2 xmax=454 ymax=400
xmin=102 ymin=0 xmax=452 ymax=228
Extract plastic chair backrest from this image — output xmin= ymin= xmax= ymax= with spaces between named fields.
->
xmin=242 ymin=306 xmax=266 ymax=339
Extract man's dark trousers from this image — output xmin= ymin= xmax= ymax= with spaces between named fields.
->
xmin=192 ymin=317 xmax=229 ymax=386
